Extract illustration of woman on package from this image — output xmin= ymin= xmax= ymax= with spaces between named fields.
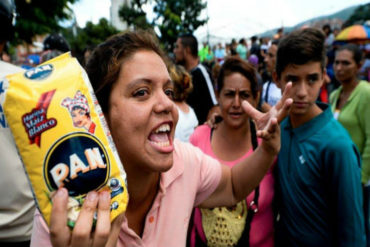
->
xmin=61 ymin=90 xmax=96 ymax=134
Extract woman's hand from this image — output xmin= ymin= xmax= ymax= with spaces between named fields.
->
xmin=205 ymin=112 xmax=223 ymax=129
xmin=50 ymin=188 xmax=124 ymax=247
xmin=242 ymin=82 xmax=293 ymax=154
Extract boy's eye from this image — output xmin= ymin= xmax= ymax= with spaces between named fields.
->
xmin=308 ymin=78 xmax=316 ymax=83
xmin=308 ymin=75 xmax=319 ymax=84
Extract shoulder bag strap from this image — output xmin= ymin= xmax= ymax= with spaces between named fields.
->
xmin=236 ymin=120 xmax=260 ymax=247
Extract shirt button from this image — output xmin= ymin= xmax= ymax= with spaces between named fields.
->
xmin=149 ymin=216 xmax=154 ymax=223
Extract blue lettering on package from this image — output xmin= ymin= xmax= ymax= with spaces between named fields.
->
xmin=0 ymin=104 xmax=7 ymax=128
xmin=24 ymin=64 xmax=53 ymax=80
xmin=0 ymin=81 xmax=4 ymax=95
xmin=0 ymin=81 xmax=7 ymax=128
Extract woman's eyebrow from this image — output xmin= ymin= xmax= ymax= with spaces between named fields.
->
xmin=126 ymin=78 xmax=152 ymax=90
xmin=164 ymin=79 xmax=174 ymax=87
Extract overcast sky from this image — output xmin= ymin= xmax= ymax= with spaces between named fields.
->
xmin=71 ymin=0 xmax=369 ymax=42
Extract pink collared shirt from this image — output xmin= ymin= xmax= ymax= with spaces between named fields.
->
xmin=30 ymin=140 xmax=222 ymax=247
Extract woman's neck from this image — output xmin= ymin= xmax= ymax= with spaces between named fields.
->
xmin=341 ymin=78 xmax=359 ymax=93
xmin=125 ymin=168 xmax=160 ymax=237
xmin=211 ymin=121 xmax=252 ymax=161
xmin=336 ymin=79 xmax=359 ymax=110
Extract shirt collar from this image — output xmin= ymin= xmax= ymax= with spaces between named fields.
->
xmin=159 ymin=140 xmax=184 ymax=193
xmin=284 ymin=102 xmax=333 ymax=142
xmin=347 ymin=80 xmax=365 ymax=102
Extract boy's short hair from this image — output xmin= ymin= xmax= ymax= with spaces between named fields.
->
xmin=276 ymin=28 xmax=326 ymax=79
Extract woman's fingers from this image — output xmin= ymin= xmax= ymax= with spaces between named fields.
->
xmin=49 ymin=189 xmax=120 ymax=247
xmin=205 ymin=112 xmax=222 ymax=129
xmin=275 ymin=82 xmax=293 ymax=110
xmin=71 ymin=191 xmax=99 ymax=246
xmin=257 ymin=117 xmax=278 ymax=138
xmin=276 ymin=98 xmax=293 ymax=123
xmin=242 ymin=100 xmax=264 ymax=121
xmin=267 ymin=117 xmax=278 ymax=134
xmin=92 ymin=191 xmax=111 ymax=247
xmin=50 ymin=188 xmax=71 ymax=247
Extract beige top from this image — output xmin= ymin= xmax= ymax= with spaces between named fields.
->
xmin=0 ymin=61 xmax=35 ymax=242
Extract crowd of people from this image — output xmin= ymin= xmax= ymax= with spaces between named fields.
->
xmin=1 ymin=0 xmax=370 ymax=246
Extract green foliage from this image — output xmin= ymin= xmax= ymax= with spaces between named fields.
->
xmin=119 ymin=0 xmax=208 ymax=51
xmin=119 ymin=0 xmax=152 ymax=30
xmin=14 ymin=0 xmax=78 ymax=44
xmin=344 ymin=3 xmax=370 ymax=27
xmin=62 ymin=18 xmax=119 ymax=62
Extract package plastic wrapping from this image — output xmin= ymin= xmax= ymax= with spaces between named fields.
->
xmin=1 ymin=53 xmax=128 ymax=228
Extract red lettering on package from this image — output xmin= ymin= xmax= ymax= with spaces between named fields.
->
xmin=22 ymin=90 xmax=57 ymax=147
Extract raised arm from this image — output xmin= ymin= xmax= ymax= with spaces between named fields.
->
xmin=200 ymin=83 xmax=292 ymax=208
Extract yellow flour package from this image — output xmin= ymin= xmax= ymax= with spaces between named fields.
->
xmin=2 ymin=53 xmax=128 ymax=228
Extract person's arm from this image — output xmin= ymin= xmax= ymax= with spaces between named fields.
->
xmin=199 ymin=83 xmax=292 ymax=208
xmin=359 ymin=88 xmax=370 ymax=185
xmin=324 ymin=140 xmax=366 ymax=246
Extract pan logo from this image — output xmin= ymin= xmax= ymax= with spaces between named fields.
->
xmin=24 ymin=64 xmax=53 ymax=80
xmin=44 ymin=132 xmax=110 ymax=196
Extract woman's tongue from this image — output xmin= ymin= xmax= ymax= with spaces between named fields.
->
xmin=149 ymin=132 xmax=169 ymax=143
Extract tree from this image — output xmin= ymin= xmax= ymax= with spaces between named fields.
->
xmin=119 ymin=0 xmax=152 ymax=30
xmin=62 ymin=18 xmax=119 ymax=64
xmin=14 ymin=0 xmax=78 ymax=44
xmin=119 ymin=0 xmax=208 ymax=51
xmin=343 ymin=3 xmax=370 ymax=27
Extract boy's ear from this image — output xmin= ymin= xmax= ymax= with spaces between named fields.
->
xmin=323 ymin=68 xmax=331 ymax=84
xmin=358 ymin=60 xmax=364 ymax=70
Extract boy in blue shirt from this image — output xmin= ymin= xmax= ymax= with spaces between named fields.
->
xmin=274 ymin=28 xmax=366 ymax=246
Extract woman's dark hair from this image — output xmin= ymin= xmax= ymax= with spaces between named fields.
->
xmin=217 ymin=57 xmax=259 ymax=98
xmin=85 ymin=30 xmax=166 ymax=113
xmin=276 ymin=28 xmax=326 ymax=79
xmin=336 ymin=44 xmax=363 ymax=66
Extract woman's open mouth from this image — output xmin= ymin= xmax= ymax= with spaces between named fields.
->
xmin=148 ymin=123 xmax=174 ymax=152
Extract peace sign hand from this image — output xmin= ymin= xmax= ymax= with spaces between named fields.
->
xmin=242 ymin=82 xmax=293 ymax=154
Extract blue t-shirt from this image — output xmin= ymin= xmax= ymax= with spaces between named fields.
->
xmin=275 ymin=102 xmax=366 ymax=247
